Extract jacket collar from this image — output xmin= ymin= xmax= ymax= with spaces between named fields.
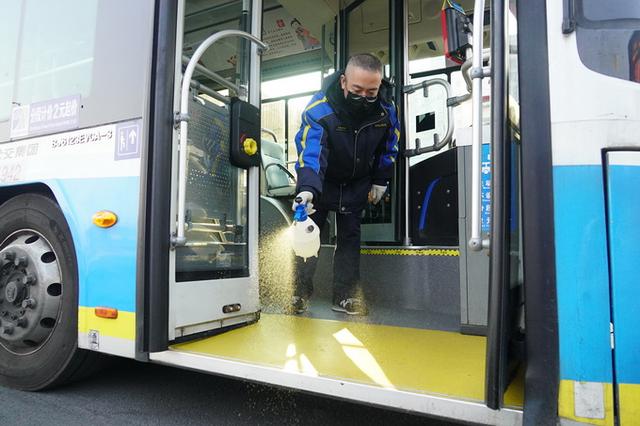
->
xmin=322 ymin=70 xmax=391 ymax=128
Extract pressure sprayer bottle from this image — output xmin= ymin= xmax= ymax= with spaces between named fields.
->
xmin=291 ymin=198 xmax=320 ymax=261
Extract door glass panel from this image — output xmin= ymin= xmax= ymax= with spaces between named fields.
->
xmin=176 ymin=0 xmax=250 ymax=281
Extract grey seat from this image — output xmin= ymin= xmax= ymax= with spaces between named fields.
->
xmin=260 ymin=137 xmax=296 ymax=197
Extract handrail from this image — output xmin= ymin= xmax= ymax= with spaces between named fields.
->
xmin=189 ymin=80 xmax=230 ymax=104
xmin=181 ymin=55 xmax=241 ymax=95
xmin=402 ymin=78 xmax=455 ymax=157
xmin=264 ymin=162 xmax=296 ymax=181
xmin=260 ymin=127 xmax=278 ymax=144
xmin=172 ymin=30 xmax=268 ymax=246
xmin=468 ymin=0 xmax=491 ymax=252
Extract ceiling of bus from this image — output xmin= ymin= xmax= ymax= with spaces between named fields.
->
xmin=183 ymin=0 xmax=482 ymax=84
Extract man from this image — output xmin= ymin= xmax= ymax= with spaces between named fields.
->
xmin=291 ymin=53 xmax=400 ymax=315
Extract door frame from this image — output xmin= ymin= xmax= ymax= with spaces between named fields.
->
xmin=516 ymin=0 xmax=559 ymax=422
xmin=136 ymin=0 xmax=178 ymax=355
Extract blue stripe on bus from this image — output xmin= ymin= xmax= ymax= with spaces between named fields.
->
xmin=606 ymin=163 xmax=640 ymax=385
xmin=46 ymin=177 xmax=139 ymax=312
xmin=553 ymin=165 xmax=613 ymax=383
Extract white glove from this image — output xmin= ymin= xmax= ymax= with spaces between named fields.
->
xmin=369 ymin=184 xmax=387 ymax=204
xmin=292 ymin=191 xmax=316 ymax=215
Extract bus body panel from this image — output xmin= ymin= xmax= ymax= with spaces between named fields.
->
xmin=547 ymin=1 xmax=640 ymax=423
xmin=0 ymin=0 xmax=157 ymax=359
xmin=0 ymin=123 xmax=144 ymax=358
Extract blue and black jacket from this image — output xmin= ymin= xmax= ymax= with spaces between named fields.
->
xmin=294 ymin=72 xmax=400 ymax=213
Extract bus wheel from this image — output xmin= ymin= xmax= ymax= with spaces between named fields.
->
xmin=0 ymin=194 xmax=99 ymax=390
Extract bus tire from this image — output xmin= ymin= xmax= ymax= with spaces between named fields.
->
xmin=0 ymin=193 xmax=101 ymax=390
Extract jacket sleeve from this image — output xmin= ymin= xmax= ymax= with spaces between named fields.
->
xmin=294 ymin=103 xmax=330 ymax=198
xmin=372 ymin=103 xmax=400 ymax=186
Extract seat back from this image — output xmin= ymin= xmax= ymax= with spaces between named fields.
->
xmin=260 ymin=138 xmax=295 ymax=196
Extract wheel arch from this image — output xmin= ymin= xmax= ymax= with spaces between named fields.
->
xmin=0 ymin=182 xmax=86 ymax=317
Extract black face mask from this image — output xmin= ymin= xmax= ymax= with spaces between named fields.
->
xmin=345 ymin=91 xmax=378 ymax=117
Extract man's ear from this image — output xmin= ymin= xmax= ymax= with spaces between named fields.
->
xmin=340 ymin=74 xmax=346 ymax=90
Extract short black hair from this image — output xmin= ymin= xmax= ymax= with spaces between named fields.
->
xmin=346 ymin=53 xmax=383 ymax=74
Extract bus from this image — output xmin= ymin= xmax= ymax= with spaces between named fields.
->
xmin=0 ymin=0 xmax=638 ymax=424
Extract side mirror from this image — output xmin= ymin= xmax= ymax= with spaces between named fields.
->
xmin=441 ymin=5 xmax=471 ymax=65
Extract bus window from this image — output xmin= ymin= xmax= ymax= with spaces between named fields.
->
xmin=286 ymin=95 xmax=313 ymax=171
xmin=581 ymin=0 xmax=640 ymax=21
xmin=0 ymin=2 xmax=22 ymax=122
xmin=261 ymin=100 xmax=285 ymax=146
xmin=574 ymin=0 xmax=640 ymax=83
xmin=13 ymin=1 xmax=98 ymax=111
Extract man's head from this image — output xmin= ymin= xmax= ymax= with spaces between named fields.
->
xmin=340 ymin=53 xmax=383 ymax=99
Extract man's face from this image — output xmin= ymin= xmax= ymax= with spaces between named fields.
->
xmin=340 ymin=65 xmax=382 ymax=99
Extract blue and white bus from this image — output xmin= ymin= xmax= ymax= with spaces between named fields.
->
xmin=0 ymin=0 xmax=638 ymax=424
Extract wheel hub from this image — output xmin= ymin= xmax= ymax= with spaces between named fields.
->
xmin=0 ymin=231 xmax=62 ymax=354
xmin=5 ymin=279 xmax=24 ymax=305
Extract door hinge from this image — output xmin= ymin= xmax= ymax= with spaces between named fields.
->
xmin=610 ymin=322 xmax=615 ymax=350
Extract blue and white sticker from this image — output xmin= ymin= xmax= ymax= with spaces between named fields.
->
xmin=10 ymin=95 xmax=81 ymax=139
xmin=481 ymin=143 xmax=491 ymax=232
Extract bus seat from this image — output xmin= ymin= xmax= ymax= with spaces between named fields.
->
xmin=260 ymin=138 xmax=296 ymax=198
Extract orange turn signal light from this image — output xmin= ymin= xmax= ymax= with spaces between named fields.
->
xmin=92 ymin=211 xmax=117 ymax=228
xmin=95 ymin=307 xmax=118 ymax=319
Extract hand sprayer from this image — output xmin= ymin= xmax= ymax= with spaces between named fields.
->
xmin=291 ymin=197 xmax=320 ymax=261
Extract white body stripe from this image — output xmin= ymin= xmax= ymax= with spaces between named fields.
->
xmin=0 ymin=122 xmax=141 ymax=184
xmin=607 ymin=151 xmax=640 ymax=167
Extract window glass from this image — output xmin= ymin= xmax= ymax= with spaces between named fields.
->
xmin=576 ymin=1 xmax=640 ymax=83
xmin=582 ymin=0 xmax=640 ymax=21
xmin=261 ymin=100 xmax=285 ymax=145
xmin=287 ymin=95 xmax=313 ymax=171
xmin=0 ymin=1 xmax=22 ymax=121
xmin=262 ymin=71 xmax=320 ymax=99
xmin=14 ymin=0 xmax=98 ymax=107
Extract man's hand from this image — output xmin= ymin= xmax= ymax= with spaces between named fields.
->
xmin=368 ymin=185 xmax=386 ymax=205
xmin=292 ymin=191 xmax=316 ymax=215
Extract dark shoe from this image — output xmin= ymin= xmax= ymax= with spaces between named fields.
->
xmin=291 ymin=296 xmax=308 ymax=314
xmin=331 ymin=298 xmax=368 ymax=316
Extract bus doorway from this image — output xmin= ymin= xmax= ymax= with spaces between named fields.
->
xmin=154 ymin=0 xmax=524 ymax=420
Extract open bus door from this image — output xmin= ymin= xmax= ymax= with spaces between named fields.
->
xmin=338 ymin=0 xmax=527 ymax=412
xmin=164 ymin=0 xmax=267 ymax=343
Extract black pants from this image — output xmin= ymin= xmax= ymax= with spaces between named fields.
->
xmin=293 ymin=208 xmax=362 ymax=303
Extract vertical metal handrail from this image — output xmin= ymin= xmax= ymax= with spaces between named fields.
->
xmin=171 ymin=30 xmax=268 ymax=246
xmin=468 ymin=0 xmax=491 ymax=251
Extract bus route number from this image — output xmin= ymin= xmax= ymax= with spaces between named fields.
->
xmin=0 ymin=164 xmax=22 ymax=184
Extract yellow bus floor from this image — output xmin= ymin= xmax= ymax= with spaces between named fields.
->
xmin=171 ymin=313 xmax=524 ymax=408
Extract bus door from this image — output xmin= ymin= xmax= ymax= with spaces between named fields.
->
xmin=167 ymin=0 xmax=266 ymax=341
xmin=484 ymin=0 xmax=525 ymax=410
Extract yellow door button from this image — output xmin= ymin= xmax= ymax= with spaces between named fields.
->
xmin=243 ymin=137 xmax=258 ymax=156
